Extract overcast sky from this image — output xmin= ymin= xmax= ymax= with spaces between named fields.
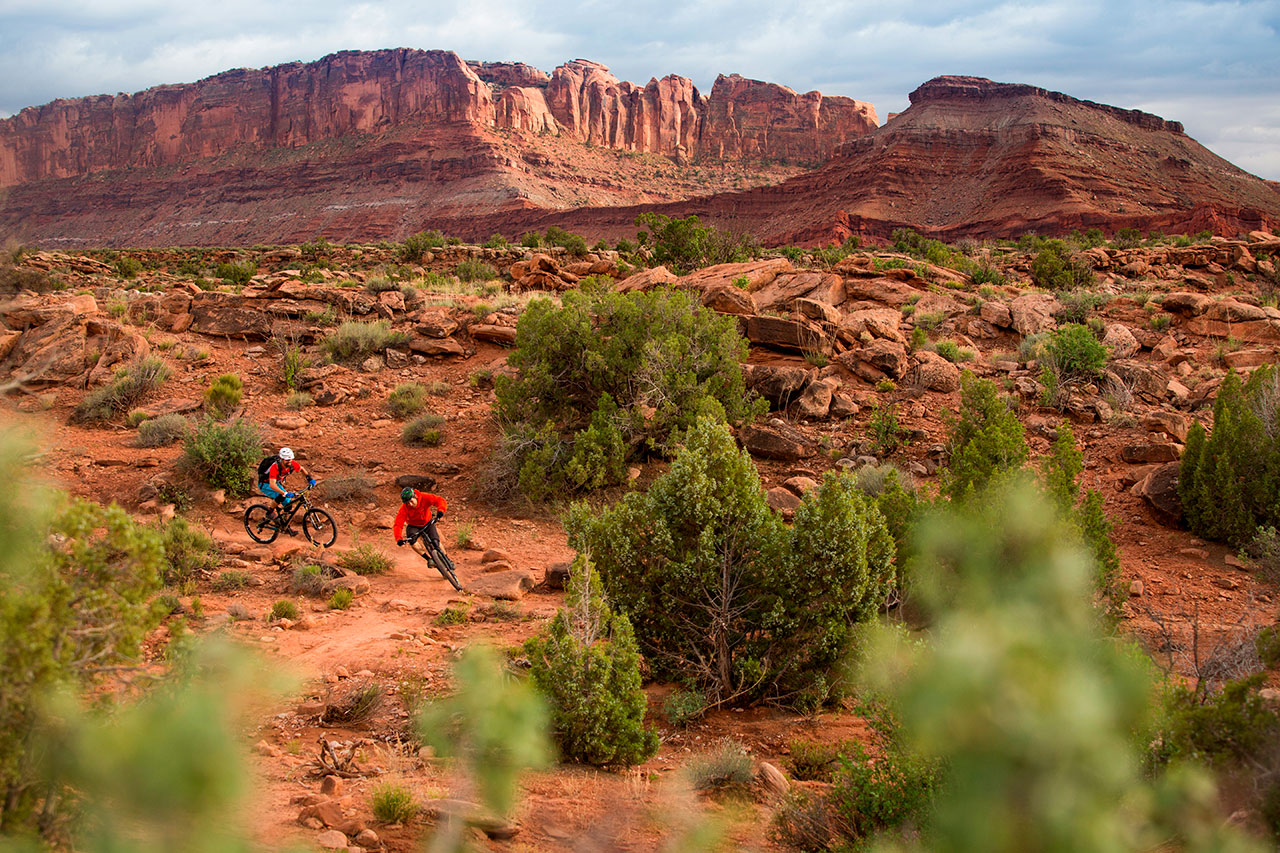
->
xmin=1 ymin=0 xmax=1277 ymax=179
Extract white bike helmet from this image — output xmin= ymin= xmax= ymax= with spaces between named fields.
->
xmin=279 ymin=447 xmax=295 ymax=461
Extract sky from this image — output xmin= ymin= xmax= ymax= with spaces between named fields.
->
xmin=1 ymin=0 xmax=1277 ymax=179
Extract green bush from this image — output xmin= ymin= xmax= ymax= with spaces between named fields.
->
xmin=827 ymin=734 xmax=940 ymax=843
xmin=1029 ymin=241 xmax=1095 ymax=291
xmin=290 ymin=564 xmax=325 ymax=596
xmin=867 ymin=400 xmax=905 ymax=456
xmin=1042 ymin=323 xmax=1109 ymax=378
xmin=370 ymin=783 xmax=419 ymax=824
xmin=663 ymin=688 xmax=706 ymax=728
xmin=490 ymin=287 xmax=764 ymax=501
xmin=277 ymin=335 xmax=310 ymax=389
xmin=212 ymin=570 xmax=250 ymax=592
xmin=543 ymin=226 xmax=589 ymax=257
xmin=1180 ymin=365 xmax=1280 ymax=546
xmin=321 ymin=320 xmax=406 ymax=362
xmin=338 ymin=544 xmax=392 ymax=576
xmin=567 ymin=418 xmax=895 ymax=705
xmin=399 ymin=230 xmax=444 ymax=262
xmin=73 ymin=357 xmax=170 ymax=422
xmin=387 ymin=382 xmax=427 ymax=418
xmin=181 ymin=418 xmax=263 ymax=497
xmin=215 ymin=260 xmax=256 ymax=286
xmin=455 ymin=259 xmax=497 ymax=282
xmin=933 ymin=340 xmax=974 ymax=363
xmin=136 ymin=413 xmax=191 ymax=447
xmin=158 ymin=518 xmax=220 ymax=588
xmin=482 ymin=233 xmax=509 ymax=249
xmin=402 ymin=412 xmax=445 ymax=446
xmin=0 ymin=486 xmax=165 ymax=834
xmin=269 ymin=600 xmax=299 ymax=621
xmin=943 ymin=372 xmax=1028 ymax=502
xmin=114 ymin=256 xmax=142 ymax=279
xmin=684 ymin=740 xmax=754 ymax=791
xmin=1112 ymin=227 xmax=1143 ymax=249
xmin=328 ymin=588 xmax=355 ymax=610
xmin=203 ymin=373 xmax=243 ymax=419
xmin=787 ymin=739 xmax=842 ymax=782
xmin=524 ymin=562 xmax=659 ymax=767
xmin=634 ymin=212 xmax=759 ymax=274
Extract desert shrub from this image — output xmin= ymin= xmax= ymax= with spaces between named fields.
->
xmin=285 ymin=391 xmax=312 ymax=410
xmin=519 ymin=231 xmax=543 ymax=248
xmin=524 ymin=562 xmax=659 ymax=767
xmin=434 ymin=603 xmax=470 ymax=626
xmin=180 ymin=418 xmax=263 ymax=497
xmin=1180 ymin=365 xmax=1280 ymax=546
xmin=1042 ymin=323 xmax=1109 ymax=378
xmin=0 ymin=483 xmax=165 ymax=834
xmin=136 ymin=413 xmax=190 ymax=447
xmin=933 ymin=340 xmax=973 ymax=363
xmin=490 ymin=288 xmax=764 ymax=501
xmin=787 ymin=739 xmax=843 ymax=783
xmin=73 ymin=356 xmax=170 ymax=422
xmin=1055 ymin=289 xmax=1110 ymax=325
xmin=969 ymin=263 xmax=1007 ymax=287
xmin=1112 ymin=226 xmax=1143 ymax=249
xmin=827 ymin=734 xmax=940 ymax=844
xmin=158 ymin=518 xmax=220 ymax=588
xmin=387 ymin=382 xmax=427 ymax=418
xmin=859 ymin=480 xmax=1253 ymax=853
xmin=455 ymin=259 xmax=497 ymax=282
xmin=867 ymin=400 xmax=905 ymax=456
xmin=203 ymin=373 xmax=243 ymax=419
xmin=943 ymin=372 xmax=1028 ymax=502
xmin=114 ymin=256 xmax=142 ymax=279
xmin=364 ymin=276 xmax=398 ymax=294
xmin=426 ymin=379 xmax=450 ymax=395
xmin=482 ymin=233 xmax=509 ymax=249
xmin=399 ymin=230 xmax=444 ymax=262
xmin=402 ymin=412 xmax=445 ymax=446
xmin=328 ymin=588 xmax=355 ymax=610
xmin=1247 ymin=526 xmax=1280 ymax=586
xmin=215 ymin=260 xmax=256 ymax=286
xmin=810 ymin=237 xmax=862 ymax=268
xmin=567 ymin=418 xmax=894 ymax=706
xmin=543 ymin=225 xmax=589 ymax=257
xmin=276 ymin=334 xmax=310 ymax=389
xmin=634 ymin=212 xmax=759 ymax=274
xmin=212 ymin=570 xmax=250 ymax=592
xmin=684 ymin=740 xmax=754 ymax=791
xmin=321 ymin=320 xmax=406 ymax=362
xmin=370 ymin=783 xmax=419 ymax=824
xmin=663 ymin=688 xmax=706 ymax=728
xmin=323 ymin=680 xmax=383 ymax=724
xmin=1029 ymin=240 xmax=1095 ymax=291
xmin=0 ymin=263 xmax=64 ymax=295
xmin=320 ymin=474 xmax=374 ymax=502
xmin=270 ymin=600 xmax=299 ymax=621
xmin=453 ymin=523 xmax=474 ymax=550
xmin=338 ymin=544 xmax=392 ymax=576
xmin=1153 ymin=674 xmax=1280 ymax=769
xmin=290 ymin=564 xmax=325 ymax=597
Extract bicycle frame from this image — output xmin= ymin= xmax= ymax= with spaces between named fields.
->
xmin=267 ymin=485 xmax=314 ymax=528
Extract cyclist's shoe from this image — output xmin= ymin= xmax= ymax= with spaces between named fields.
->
xmin=283 ymin=526 xmax=298 ymax=537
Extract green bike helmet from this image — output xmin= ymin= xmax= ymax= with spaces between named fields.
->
xmin=401 ymin=487 xmax=416 ymax=503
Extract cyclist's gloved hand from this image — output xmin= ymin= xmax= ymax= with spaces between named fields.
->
xmin=396 ymin=539 xmax=407 ymax=547
xmin=308 ymin=478 xmax=317 ymax=488
xmin=436 ymin=512 xmax=445 ymax=521
xmin=284 ymin=492 xmax=295 ymax=504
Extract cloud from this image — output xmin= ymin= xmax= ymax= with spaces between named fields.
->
xmin=1 ymin=0 xmax=1277 ymax=178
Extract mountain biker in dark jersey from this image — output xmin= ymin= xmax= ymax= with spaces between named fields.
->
xmin=394 ymin=487 xmax=448 ymax=561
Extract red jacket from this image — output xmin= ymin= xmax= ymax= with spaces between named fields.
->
xmin=393 ymin=491 xmax=448 ymax=540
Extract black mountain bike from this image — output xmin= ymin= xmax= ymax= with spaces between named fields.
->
xmin=244 ymin=483 xmax=337 ymax=547
xmin=406 ymin=511 xmax=461 ymax=591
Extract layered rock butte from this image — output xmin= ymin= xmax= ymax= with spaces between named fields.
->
xmin=479 ymin=76 xmax=1280 ymax=245
xmin=0 ymin=49 xmax=877 ymax=247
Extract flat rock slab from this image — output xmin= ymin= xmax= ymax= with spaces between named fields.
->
xmin=466 ymin=569 xmax=535 ymax=600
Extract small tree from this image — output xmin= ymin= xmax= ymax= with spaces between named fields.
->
xmin=524 ymin=560 xmax=659 ymax=767
xmin=942 ymin=372 xmax=1028 ymax=501
xmin=181 ymin=418 xmax=263 ymax=497
xmin=568 ymin=418 xmax=895 ymax=706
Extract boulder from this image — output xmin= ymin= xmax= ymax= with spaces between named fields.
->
xmin=1121 ymin=443 xmax=1181 ymax=464
xmin=1141 ymin=411 xmax=1189 ymax=442
xmin=856 ymin=338 xmax=909 ymax=379
xmin=766 ymin=486 xmax=802 ymax=518
xmin=1101 ymin=324 xmax=1140 ymax=359
xmin=409 ymin=335 xmax=466 ymax=356
xmin=751 ymin=271 xmax=842 ymax=312
xmin=1009 ymin=293 xmax=1059 ymax=335
xmin=739 ymin=422 xmax=817 ymax=460
xmin=783 ymin=476 xmax=820 ymax=496
xmin=414 ymin=307 xmax=460 ymax=338
xmin=1108 ymin=361 xmax=1171 ymax=402
xmin=189 ymin=292 xmax=272 ymax=339
xmin=979 ymin=300 xmax=1014 ymax=328
xmin=739 ymin=315 xmax=828 ymax=353
xmin=322 ymin=575 xmax=371 ymax=596
xmin=1160 ymin=292 xmax=1212 ymax=316
xmin=469 ymin=324 xmax=517 ymax=346
xmin=701 ymin=284 xmax=757 ymax=315
xmin=840 ymin=307 xmax=905 ymax=344
xmin=742 ymin=364 xmax=811 ymax=409
xmin=5 ymin=316 xmax=87 ymax=386
xmin=681 ymin=259 xmax=794 ymax=295
xmin=616 ymin=265 xmax=679 ymax=292
xmin=794 ymin=377 xmax=836 ymax=419
xmin=1204 ymin=299 xmax=1267 ymax=322
xmin=544 ymin=561 xmax=572 ymax=590
xmin=1132 ymin=462 xmax=1182 ymax=526
xmin=841 ymin=276 xmax=923 ymax=307
xmin=467 ymin=570 xmax=536 ymax=600
xmin=793 ymin=297 xmax=842 ymax=325
xmin=913 ymin=350 xmax=961 ymax=393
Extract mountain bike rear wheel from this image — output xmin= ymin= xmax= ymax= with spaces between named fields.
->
xmin=243 ymin=504 xmax=280 ymax=544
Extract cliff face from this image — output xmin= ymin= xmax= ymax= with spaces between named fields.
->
xmin=0 ymin=49 xmax=876 ymax=190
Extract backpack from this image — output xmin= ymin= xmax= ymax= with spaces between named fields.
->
xmin=256 ymin=455 xmax=279 ymax=486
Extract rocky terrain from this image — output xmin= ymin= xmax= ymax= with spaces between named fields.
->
xmin=2 ymin=228 xmax=1279 ymax=849
xmin=0 ymin=49 xmax=874 ymax=248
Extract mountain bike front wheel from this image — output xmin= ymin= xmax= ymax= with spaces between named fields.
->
xmin=303 ymin=508 xmax=337 ymax=548
xmin=426 ymin=541 xmax=461 ymax=591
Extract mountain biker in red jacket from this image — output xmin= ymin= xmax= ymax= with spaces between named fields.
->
xmin=394 ymin=487 xmax=448 ymax=561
